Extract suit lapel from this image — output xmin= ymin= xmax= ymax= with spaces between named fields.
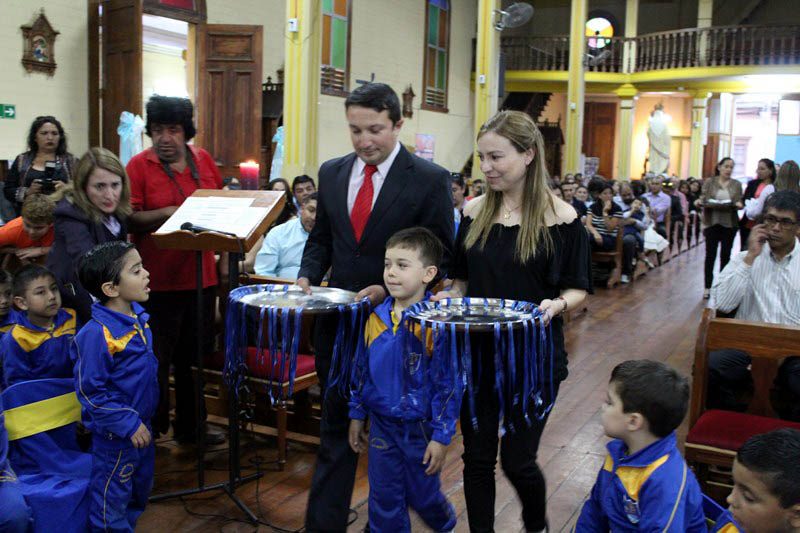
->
xmin=333 ymin=153 xmax=358 ymax=246
xmin=359 ymin=146 xmax=411 ymax=244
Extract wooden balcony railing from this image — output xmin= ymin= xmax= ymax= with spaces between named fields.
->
xmin=500 ymin=24 xmax=800 ymax=73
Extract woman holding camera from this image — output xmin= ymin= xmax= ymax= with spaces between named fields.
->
xmin=47 ymin=148 xmax=131 ymax=323
xmin=4 ymin=116 xmax=75 ymax=216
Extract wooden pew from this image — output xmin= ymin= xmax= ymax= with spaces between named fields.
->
xmin=591 ymin=228 xmax=624 ymax=289
xmin=685 ymin=308 xmax=800 ymax=500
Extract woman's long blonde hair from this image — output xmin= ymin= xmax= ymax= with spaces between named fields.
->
xmin=464 ymin=110 xmax=553 ymax=263
xmin=53 ymin=147 xmax=132 ymax=223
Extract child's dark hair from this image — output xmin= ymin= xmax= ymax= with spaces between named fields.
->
xmin=13 ymin=264 xmax=56 ymax=297
xmin=0 ymin=270 xmax=12 ymax=286
xmin=385 ymin=227 xmax=443 ymax=269
xmin=78 ymin=241 xmax=136 ymax=303
xmin=610 ymin=360 xmax=689 ymax=438
xmin=737 ymin=428 xmax=800 ymax=508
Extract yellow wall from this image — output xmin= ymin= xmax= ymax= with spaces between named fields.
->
xmin=630 ymin=95 xmax=692 ymax=178
xmin=316 ymin=0 xmax=477 ymax=174
xmin=0 ymin=2 xmax=89 ymax=160
xmin=206 ymin=0 xmax=286 ymax=82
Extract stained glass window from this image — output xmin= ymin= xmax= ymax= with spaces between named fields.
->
xmin=321 ymin=0 xmax=350 ymax=95
xmin=423 ymin=0 xmax=449 ymax=111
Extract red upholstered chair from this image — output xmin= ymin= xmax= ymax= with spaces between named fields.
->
xmin=685 ymin=308 xmax=800 ymax=501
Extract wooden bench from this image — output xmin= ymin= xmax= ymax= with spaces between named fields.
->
xmin=591 ymin=228 xmax=624 ymax=289
xmin=685 ymin=308 xmax=800 ymax=500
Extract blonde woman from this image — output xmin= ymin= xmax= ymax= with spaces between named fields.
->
xmin=47 ymin=147 xmax=132 ymax=323
xmin=433 ymin=110 xmax=591 ymax=532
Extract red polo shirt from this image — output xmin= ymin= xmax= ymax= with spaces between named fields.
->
xmin=126 ymin=146 xmax=223 ymax=292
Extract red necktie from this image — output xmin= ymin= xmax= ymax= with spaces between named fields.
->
xmin=351 ymin=164 xmax=377 ymax=242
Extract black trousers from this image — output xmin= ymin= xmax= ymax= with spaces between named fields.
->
xmin=461 ymin=339 xmax=561 ymax=533
xmin=708 ymin=349 xmax=800 ymax=421
xmin=704 ymin=225 xmax=738 ymax=289
xmin=147 ymin=288 xmax=216 ymax=437
xmin=305 ymin=315 xmax=359 ymax=532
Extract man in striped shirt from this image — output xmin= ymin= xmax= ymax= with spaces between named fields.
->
xmin=708 ymin=190 xmax=800 ymax=421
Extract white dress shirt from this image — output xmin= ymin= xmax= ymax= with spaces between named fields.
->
xmin=346 ymin=142 xmax=401 ymax=215
xmin=712 ymin=238 xmax=800 ymax=326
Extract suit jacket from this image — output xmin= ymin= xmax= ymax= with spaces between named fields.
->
xmin=298 ymin=145 xmax=454 ymax=292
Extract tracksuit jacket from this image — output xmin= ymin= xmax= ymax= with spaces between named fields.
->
xmin=711 ymin=510 xmax=742 ymax=532
xmin=348 ymin=296 xmax=462 ymax=445
xmin=1 ymin=308 xmax=76 ymax=387
xmin=576 ymin=432 xmax=707 ymax=532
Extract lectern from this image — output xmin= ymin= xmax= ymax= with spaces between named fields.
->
xmin=149 ymin=189 xmax=284 ymax=522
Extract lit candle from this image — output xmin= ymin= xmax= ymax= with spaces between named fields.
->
xmin=239 ymin=160 xmax=260 ymax=190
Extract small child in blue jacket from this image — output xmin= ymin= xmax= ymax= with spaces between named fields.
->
xmin=72 ymin=241 xmax=158 ymax=533
xmin=712 ymin=428 xmax=800 ymax=533
xmin=348 ymin=227 xmax=461 ymax=533
xmin=2 ymin=264 xmax=76 ymax=387
xmin=576 ymin=359 xmax=706 ymax=531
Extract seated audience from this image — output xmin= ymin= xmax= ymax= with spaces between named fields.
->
xmin=664 ymin=179 xmax=685 ymax=248
xmin=552 ymin=185 xmax=563 ymax=199
xmin=618 ymin=183 xmax=654 ymax=269
xmin=575 ymin=184 xmax=590 ymax=209
xmin=47 ymin=148 xmax=130 ymax=324
xmin=713 ymin=428 xmax=800 ymax=532
xmin=451 ymin=172 xmax=469 ymax=232
xmin=470 ymin=178 xmax=485 ymax=198
xmin=73 ymin=241 xmax=158 ymax=532
xmin=562 ymin=181 xmax=587 ymax=218
xmin=577 ymin=360 xmax=705 ymax=531
xmin=741 ymin=158 xmax=777 ymax=250
xmin=0 ymin=395 xmax=33 ymax=533
xmin=0 ymin=194 xmax=55 ymax=266
xmin=4 ymin=116 xmax=74 ymax=217
xmin=1 ymin=264 xmax=76 ymax=387
xmin=291 ymin=174 xmax=316 ymax=210
xmin=266 ymin=177 xmax=297 ymax=229
xmin=642 ymin=175 xmax=671 ymax=238
xmin=0 ymin=270 xmax=14 ymax=338
xmin=586 ymin=181 xmax=638 ymax=283
xmin=587 ymin=176 xmax=608 ymax=209
xmin=255 ymin=193 xmax=317 ymax=278
xmin=708 ymin=190 xmax=800 ymax=421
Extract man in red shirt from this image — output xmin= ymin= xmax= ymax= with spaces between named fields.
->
xmin=126 ymin=95 xmax=224 ymax=445
xmin=0 ymin=193 xmax=55 ymax=264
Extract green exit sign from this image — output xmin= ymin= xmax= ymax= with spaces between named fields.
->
xmin=0 ymin=104 xmax=16 ymax=119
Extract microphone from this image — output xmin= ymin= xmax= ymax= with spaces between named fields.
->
xmin=180 ymin=221 xmax=238 ymax=237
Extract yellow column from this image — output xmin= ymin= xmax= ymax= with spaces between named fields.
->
xmin=472 ymin=0 xmax=501 ymax=177
xmin=565 ymin=0 xmax=588 ymax=174
xmin=615 ymin=84 xmax=637 ymax=180
xmin=689 ymin=91 xmax=711 ymax=179
xmin=623 ymin=0 xmax=638 ymax=73
xmin=282 ymin=0 xmax=321 ymax=179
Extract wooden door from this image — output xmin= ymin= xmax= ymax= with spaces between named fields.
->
xmin=196 ymin=24 xmax=263 ymax=180
xmin=582 ymin=102 xmax=617 ymax=178
xmin=102 ymin=0 xmax=143 ymax=156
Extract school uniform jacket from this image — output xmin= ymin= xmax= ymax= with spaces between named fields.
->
xmin=72 ymin=303 xmax=159 ymax=440
xmin=348 ymin=296 xmax=463 ymax=445
xmin=576 ymin=432 xmax=706 ymax=532
xmin=1 ymin=308 xmax=76 ymax=387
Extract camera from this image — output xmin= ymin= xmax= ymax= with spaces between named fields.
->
xmin=39 ymin=160 xmax=59 ymax=194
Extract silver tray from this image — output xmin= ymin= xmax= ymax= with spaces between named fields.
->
xmin=406 ymin=297 xmax=539 ymax=332
xmin=236 ymin=285 xmax=363 ymax=313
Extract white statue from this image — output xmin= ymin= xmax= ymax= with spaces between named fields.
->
xmin=647 ymin=104 xmax=671 ymax=175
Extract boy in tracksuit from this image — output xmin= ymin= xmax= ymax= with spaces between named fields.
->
xmin=712 ymin=428 xmax=800 ymax=533
xmin=577 ymin=360 xmax=706 ymax=532
xmin=1 ymin=264 xmax=76 ymax=387
xmin=348 ymin=227 xmax=461 ymax=533
xmin=71 ymin=242 xmax=158 ymax=532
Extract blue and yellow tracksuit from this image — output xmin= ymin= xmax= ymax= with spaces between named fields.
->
xmin=71 ymin=302 xmax=159 ymax=533
xmin=711 ymin=510 xmax=742 ymax=532
xmin=1 ymin=308 xmax=76 ymax=387
xmin=0 ymin=394 xmax=33 ymax=533
xmin=576 ymin=432 xmax=706 ymax=532
xmin=349 ymin=297 xmax=462 ymax=533
xmin=0 ymin=310 xmax=19 ymax=385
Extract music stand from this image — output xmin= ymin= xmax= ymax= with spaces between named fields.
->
xmin=148 ymin=189 xmax=284 ymax=522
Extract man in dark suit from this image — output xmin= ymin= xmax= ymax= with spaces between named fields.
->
xmin=298 ymin=83 xmax=454 ymax=532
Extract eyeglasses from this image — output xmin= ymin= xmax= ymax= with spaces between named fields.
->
xmin=763 ymin=215 xmax=798 ymax=229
